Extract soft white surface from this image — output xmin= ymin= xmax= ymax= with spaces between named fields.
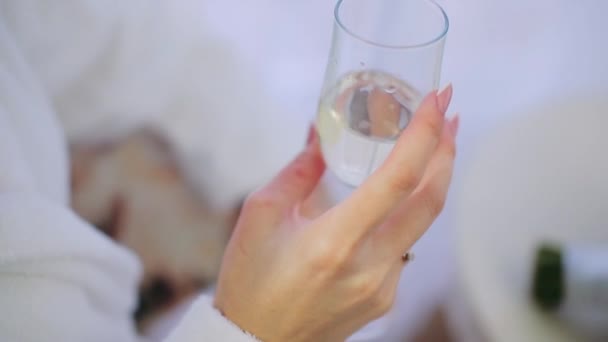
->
xmin=0 ymin=3 xmax=260 ymax=341
xmin=1 ymin=0 xmax=299 ymax=212
xmin=455 ymin=95 xmax=608 ymax=341
xmin=165 ymin=295 xmax=260 ymax=342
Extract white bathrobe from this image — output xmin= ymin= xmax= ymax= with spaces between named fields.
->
xmin=0 ymin=0 xmax=280 ymax=340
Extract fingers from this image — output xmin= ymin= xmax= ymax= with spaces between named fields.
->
xmin=375 ymin=115 xmax=459 ymax=257
xmin=250 ymin=126 xmax=325 ymax=217
xmin=329 ymin=85 xmax=453 ymax=238
xmin=368 ymin=88 xmax=402 ymax=138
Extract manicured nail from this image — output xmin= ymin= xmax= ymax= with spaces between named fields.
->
xmin=306 ymin=124 xmax=317 ymax=145
xmin=450 ymin=114 xmax=460 ymax=137
xmin=436 ymin=83 xmax=453 ymax=114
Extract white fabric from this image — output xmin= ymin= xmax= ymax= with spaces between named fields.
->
xmin=165 ymin=296 xmax=260 ymax=342
xmin=0 ymin=0 xmax=292 ymax=212
xmin=0 ymin=1 xmax=259 ymax=341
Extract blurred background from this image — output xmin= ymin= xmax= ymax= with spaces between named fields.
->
xmin=43 ymin=0 xmax=608 ymax=341
xmin=195 ymin=1 xmax=608 ymax=340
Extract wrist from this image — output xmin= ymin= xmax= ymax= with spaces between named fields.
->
xmin=213 ymin=297 xmax=265 ymax=342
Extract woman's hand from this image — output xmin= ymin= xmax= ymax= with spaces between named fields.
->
xmin=214 ymin=86 xmax=457 ymax=342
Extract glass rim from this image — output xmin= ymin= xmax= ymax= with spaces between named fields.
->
xmin=334 ymin=0 xmax=449 ymax=50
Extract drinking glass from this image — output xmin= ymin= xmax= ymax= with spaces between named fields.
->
xmin=314 ymin=0 xmax=449 ymax=339
xmin=317 ymin=0 xmax=449 ymax=188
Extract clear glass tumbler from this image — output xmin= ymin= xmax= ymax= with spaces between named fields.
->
xmin=317 ymin=0 xmax=449 ymax=188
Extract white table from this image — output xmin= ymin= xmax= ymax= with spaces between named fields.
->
xmin=197 ymin=0 xmax=608 ymax=340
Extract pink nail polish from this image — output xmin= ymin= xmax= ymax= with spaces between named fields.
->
xmin=306 ymin=124 xmax=316 ymax=145
xmin=436 ymin=84 xmax=453 ymax=114
xmin=450 ymin=115 xmax=460 ymax=137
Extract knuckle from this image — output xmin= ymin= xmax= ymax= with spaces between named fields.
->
xmin=371 ymin=292 xmax=394 ymax=317
xmin=350 ymin=276 xmax=390 ymax=314
xmin=290 ymin=157 xmax=316 ymax=183
xmin=388 ymin=169 xmax=422 ymax=194
xmin=420 ymin=115 xmax=444 ymax=140
xmin=354 ymin=277 xmax=381 ymax=299
xmin=421 ymin=185 xmax=446 ymax=218
xmin=309 ymin=239 xmax=352 ymax=273
xmin=242 ymin=191 xmax=279 ymax=214
xmin=443 ymin=139 xmax=457 ymax=158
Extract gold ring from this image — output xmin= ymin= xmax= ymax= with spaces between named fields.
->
xmin=402 ymin=251 xmax=415 ymax=263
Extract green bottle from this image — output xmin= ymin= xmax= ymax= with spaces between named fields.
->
xmin=532 ymin=244 xmax=564 ymax=311
xmin=532 ymin=242 xmax=608 ymax=339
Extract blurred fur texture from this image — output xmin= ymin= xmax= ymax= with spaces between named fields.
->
xmin=6 ymin=0 xmax=299 ymax=331
xmin=70 ymin=130 xmax=241 ymax=328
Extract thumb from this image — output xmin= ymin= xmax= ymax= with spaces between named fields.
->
xmin=259 ymin=125 xmax=325 ymax=214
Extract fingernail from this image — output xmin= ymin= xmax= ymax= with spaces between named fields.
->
xmin=436 ymin=83 xmax=453 ymax=114
xmin=450 ymin=114 xmax=460 ymax=137
xmin=306 ymin=124 xmax=317 ymax=145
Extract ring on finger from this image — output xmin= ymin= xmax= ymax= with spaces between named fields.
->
xmin=402 ymin=251 xmax=415 ymax=263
